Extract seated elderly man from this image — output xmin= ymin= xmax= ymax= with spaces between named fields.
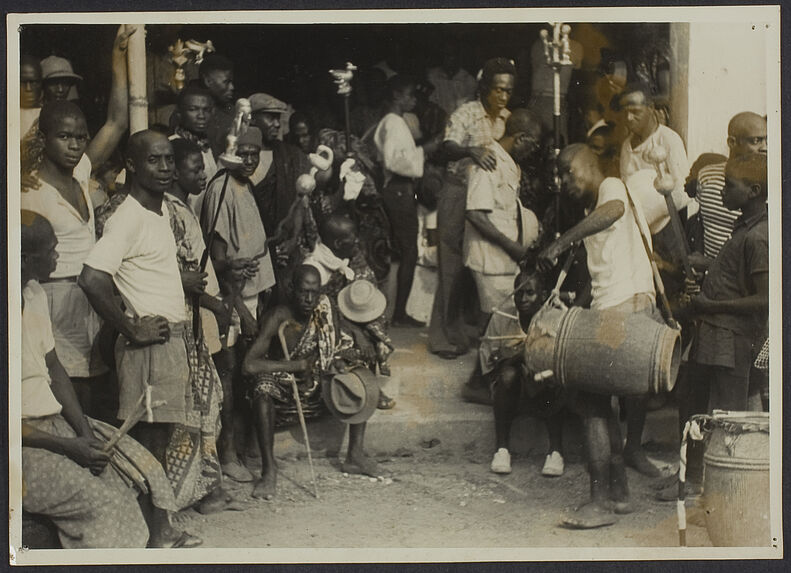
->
xmin=243 ymin=265 xmax=381 ymax=500
xmin=20 ymin=210 xmax=188 ymax=548
xmin=303 ymin=213 xmax=396 ymax=407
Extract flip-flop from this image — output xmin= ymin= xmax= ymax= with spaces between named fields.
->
xmin=158 ymin=531 xmax=203 ymax=549
xmin=560 ymin=505 xmax=617 ymax=529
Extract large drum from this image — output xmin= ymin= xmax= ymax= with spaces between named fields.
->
xmin=703 ymin=413 xmax=771 ymax=546
xmin=523 ymin=305 xmax=680 ymax=395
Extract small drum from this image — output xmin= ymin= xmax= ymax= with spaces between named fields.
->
xmin=703 ymin=412 xmax=771 ymax=546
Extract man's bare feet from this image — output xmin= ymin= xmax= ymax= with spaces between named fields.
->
xmin=252 ymin=470 xmax=277 ymax=500
xmin=343 ymin=450 xmax=379 ymax=477
xmin=623 ymin=447 xmax=661 ymax=477
xmin=561 ymin=501 xmax=617 ymax=529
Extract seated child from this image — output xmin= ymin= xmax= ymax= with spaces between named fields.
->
xmin=484 ymin=268 xmax=569 ymax=477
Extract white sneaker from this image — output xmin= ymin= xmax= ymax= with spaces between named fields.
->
xmin=490 ymin=448 xmax=512 ymax=474
xmin=542 ymin=451 xmax=564 ymax=477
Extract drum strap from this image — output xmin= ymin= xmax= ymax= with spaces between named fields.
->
xmin=622 ymin=181 xmax=679 ymax=329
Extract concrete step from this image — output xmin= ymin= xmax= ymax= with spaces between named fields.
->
xmin=264 ymin=325 xmax=680 ymax=465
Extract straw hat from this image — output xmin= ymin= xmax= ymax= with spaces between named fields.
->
xmin=322 ymin=368 xmax=380 ymax=424
xmin=337 ymin=279 xmax=386 ymax=324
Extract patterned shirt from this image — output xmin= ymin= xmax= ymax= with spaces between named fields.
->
xmin=444 ymin=100 xmax=510 ymax=182
xmin=696 ymin=162 xmax=738 ymax=259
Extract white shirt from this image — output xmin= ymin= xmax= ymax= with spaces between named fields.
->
xmin=84 ymin=195 xmax=186 ymax=323
xmin=202 ymin=175 xmax=276 ymax=298
xmin=624 ymin=169 xmax=671 ymax=235
xmin=463 ymin=142 xmax=539 ymax=275
xmin=584 ymin=177 xmax=655 ymax=310
xmin=21 ymin=155 xmax=95 ymax=278
xmin=21 ymin=280 xmax=63 ymax=419
xmin=374 ymin=113 xmax=425 ymax=185
xmin=620 ymin=124 xmax=693 ymax=214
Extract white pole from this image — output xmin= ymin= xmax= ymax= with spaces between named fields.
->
xmin=126 ymin=24 xmax=148 ymax=134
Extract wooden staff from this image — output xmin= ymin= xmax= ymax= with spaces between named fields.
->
xmin=278 ymin=319 xmax=319 ymax=499
xmin=644 ymin=145 xmax=694 ymax=279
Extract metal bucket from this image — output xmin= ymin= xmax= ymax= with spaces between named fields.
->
xmin=523 ymin=305 xmax=680 ymax=395
xmin=703 ymin=413 xmax=770 ymax=546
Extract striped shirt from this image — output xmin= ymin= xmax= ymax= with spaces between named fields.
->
xmin=696 ymin=162 xmax=738 ymax=259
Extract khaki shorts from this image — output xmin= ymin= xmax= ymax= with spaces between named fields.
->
xmin=115 ymin=321 xmax=189 ymax=424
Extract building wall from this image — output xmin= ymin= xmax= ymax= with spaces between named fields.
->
xmin=670 ymin=21 xmax=768 ymax=163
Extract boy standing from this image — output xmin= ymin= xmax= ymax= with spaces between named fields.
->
xmin=689 ymin=153 xmax=768 ymax=411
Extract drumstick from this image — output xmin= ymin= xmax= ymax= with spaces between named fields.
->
xmin=103 ymin=395 xmax=167 ymax=453
xmin=278 ymin=319 xmax=319 ymax=499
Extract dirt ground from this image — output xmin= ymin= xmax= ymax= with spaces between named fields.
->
xmin=174 ymin=444 xmax=713 ymax=550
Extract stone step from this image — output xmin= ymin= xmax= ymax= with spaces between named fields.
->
xmin=261 ymin=326 xmax=680 ymax=467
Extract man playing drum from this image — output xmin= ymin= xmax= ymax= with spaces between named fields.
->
xmin=538 ymin=143 xmax=662 ymax=528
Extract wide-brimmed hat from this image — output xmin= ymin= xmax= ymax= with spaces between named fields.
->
xmin=322 ymin=367 xmax=380 ymax=424
xmin=337 ymin=279 xmax=386 ymax=323
xmin=40 ymin=56 xmax=82 ymax=82
xmin=249 ymin=93 xmax=288 ymax=115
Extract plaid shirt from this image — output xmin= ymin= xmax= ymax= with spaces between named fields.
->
xmin=444 ymin=100 xmax=510 ymax=182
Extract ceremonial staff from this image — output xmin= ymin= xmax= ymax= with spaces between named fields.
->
xmin=194 ymin=99 xmax=252 ymax=341
xmin=329 ymin=62 xmax=358 ymax=153
xmin=540 ymin=23 xmax=573 ymax=237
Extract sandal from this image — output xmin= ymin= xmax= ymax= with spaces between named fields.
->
xmin=156 ymin=531 xmax=203 ymax=549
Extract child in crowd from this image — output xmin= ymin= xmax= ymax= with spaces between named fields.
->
xmin=688 ymin=153 xmax=768 ymax=412
xmin=485 ymin=267 xmax=568 ymax=477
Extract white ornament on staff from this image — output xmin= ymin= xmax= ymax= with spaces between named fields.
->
xmin=218 ymin=97 xmax=252 ymax=169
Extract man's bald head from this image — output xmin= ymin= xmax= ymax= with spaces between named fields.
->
xmin=559 ymin=143 xmax=603 ymax=204
xmin=292 ymin=263 xmax=321 ymax=287
xmin=727 ymin=112 xmax=767 ymax=158
xmin=127 ymin=129 xmax=170 ymax=164
xmin=21 ymin=210 xmax=55 ymax=255
xmin=559 ymin=142 xmax=594 ymax=170
xmin=319 ymin=213 xmax=358 ymax=259
xmin=125 ymin=130 xmax=175 ymax=195
xmin=22 ymin=210 xmax=58 ymax=283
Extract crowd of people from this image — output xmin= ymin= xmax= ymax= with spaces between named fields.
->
xmin=17 ymin=24 xmax=769 ymax=547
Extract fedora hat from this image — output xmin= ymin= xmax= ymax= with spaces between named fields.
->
xmin=337 ymin=280 xmax=386 ymax=324
xmin=40 ymin=56 xmax=82 ymax=82
xmin=322 ymin=367 xmax=380 ymax=424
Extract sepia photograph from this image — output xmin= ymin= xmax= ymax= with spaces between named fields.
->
xmin=6 ymin=5 xmax=783 ymax=565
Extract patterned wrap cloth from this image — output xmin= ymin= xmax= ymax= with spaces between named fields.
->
xmin=249 ymin=294 xmax=357 ymax=428
xmin=22 ymin=415 xmax=177 ymax=548
xmin=163 ymin=194 xmax=224 ymax=510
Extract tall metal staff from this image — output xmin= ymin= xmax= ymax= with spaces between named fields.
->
xmin=540 ymin=23 xmax=573 ymax=237
xmin=329 ymin=62 xmax=358 ymax=152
